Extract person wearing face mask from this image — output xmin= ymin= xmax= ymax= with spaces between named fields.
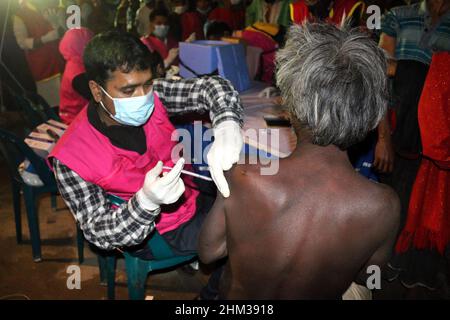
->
xmin=245 ymin=0 xmax=293 ymax=28
xmin=196 ymin=0 xmax=213 ymax=22
xmin=141 ymin=8 xmax=180 ymax=68
xmin=174 ymin=0 xmax=206 ymax=39
xmin=136 ymin=0 xmax=172 ymax=36
xmin=208 ymin=0 xmax=246 ymax=31
xmin=47 ymin=32 xmax=243 ymax=298
xmin=166 ymin=0 xmax=188 ymax=41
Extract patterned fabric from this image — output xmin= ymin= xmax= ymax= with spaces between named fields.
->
xmin=52 ymin=76 xmax=243 ymax=251
xmin=381 ymin=1 xmax=450 ymax=65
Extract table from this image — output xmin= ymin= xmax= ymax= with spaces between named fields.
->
xmin=240 ymin=82 xmax=297 ymax=159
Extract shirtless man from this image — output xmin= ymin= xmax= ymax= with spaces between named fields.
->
xmin=198 ymin=23 xmax=401 ymax=299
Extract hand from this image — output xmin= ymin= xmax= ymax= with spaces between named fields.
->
xmin=136 ymin=158 xmax=185 ymax=211
xmin=207 ymin=121 xmax=243 ymax=198
xmin=373 ymin=136 xmax=394 ymax=173
xmin=185 ymin=32 xmax=196 ymax=43
xmin=164 ymin=48 xmax=179 ymax=67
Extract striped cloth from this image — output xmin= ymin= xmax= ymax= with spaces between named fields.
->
xmin=381 ymin=1 xmax=450 ymax=65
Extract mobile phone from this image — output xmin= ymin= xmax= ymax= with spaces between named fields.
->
xmin=263 ymin=115 xmax=291 ymax=127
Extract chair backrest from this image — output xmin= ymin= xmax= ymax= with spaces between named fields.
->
xmin=25 ymin=91 xmax=60 ymax=121
xmin=0 ymin=128 xmax=56 ymax=186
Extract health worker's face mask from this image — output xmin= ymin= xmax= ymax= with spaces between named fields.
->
xmin=99 ymin=86 xmax=155 ymax=127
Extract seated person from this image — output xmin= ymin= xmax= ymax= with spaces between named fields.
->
xmin=141 ymin=7 xmax=179 ymax=68
xmin=198 ymin=22 xmax=400 ymax=299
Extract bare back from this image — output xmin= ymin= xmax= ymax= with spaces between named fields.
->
xmin=219 ymin=149 xmax=400 ymax=299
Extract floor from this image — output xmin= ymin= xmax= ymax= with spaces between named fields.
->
xmin=0 ymin=162 xmax=212 ymax=300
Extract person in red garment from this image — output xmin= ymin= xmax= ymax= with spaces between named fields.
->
xmin=393 ymin=51 xmax=450 ymax=286
xmin=141 ymin=8 xmax=179 ymax=68
xmin=174 ymin=0 xmax=210 ymax=40
xmin=13 ymin=0 xmax=65 ymax=106
xmin=208 ymin=0 xmax=245 ymax=31
xmin=290 ymin=0 xmax=365 ymax=26
xmin=59 ymin=27 xmax=94 ymax=124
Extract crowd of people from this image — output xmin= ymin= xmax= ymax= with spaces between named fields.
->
xmin=0 ymin=0 xmax=449 ymax=299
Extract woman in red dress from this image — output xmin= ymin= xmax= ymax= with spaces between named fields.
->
xmin=390 ymin=51 xmax=450 ymax=291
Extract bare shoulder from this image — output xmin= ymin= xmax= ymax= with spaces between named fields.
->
xmin=359 ymin=179 xmax=401 ymax=234
xmin=224 ymin=162 xmax=287 ymax=204
xmin=225 ymin=161 xmax=264 ymax=185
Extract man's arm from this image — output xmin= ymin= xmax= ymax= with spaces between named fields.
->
xmin=373 ymin=32 xmax=397 ymax=173
xmin=356 ymin=188 xmax=400 ymax=285
xmin=198 ymin=195 xmax=228 ymax=264
xmin=53 ymin=159 xmax=160 ymax=251
xmin=153 ymin=76 xmax=244 ymax=198
xmin=153 ymin=76 xmax=244 ymax=127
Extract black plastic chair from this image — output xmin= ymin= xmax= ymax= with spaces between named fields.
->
xmin=0 ymin=128 xmax=84 ymax=263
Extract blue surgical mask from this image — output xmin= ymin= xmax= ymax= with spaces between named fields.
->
xmin=99 ymin=86 xmax=155 ymax=126
xmin=153 ymin=25 xmax=169 ymax=38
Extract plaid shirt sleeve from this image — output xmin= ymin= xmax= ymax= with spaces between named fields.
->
xmin=53 ymin=158 xmax=160 ymax=251
xmin=153 ymin=76 xmax=244 ymax=127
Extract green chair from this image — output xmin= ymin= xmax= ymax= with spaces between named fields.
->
xmin=97 ymin=194 xmax=196 ymax=300
xmin=0 ymin=128 xmax=84 ymax=263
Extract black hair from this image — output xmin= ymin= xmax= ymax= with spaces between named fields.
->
xmin=206 ymin=21 xmax=232 ymax=39
xmin=83 ymin=30 xmax=157 ymax=86
xmin=149 ymin=50 xmax=165 ymax=78
xmin=149 ymin=7 xmax=169 ymax=22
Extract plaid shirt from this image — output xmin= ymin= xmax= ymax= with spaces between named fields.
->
xmin=53 ymin=76 xmax=243 ymax=251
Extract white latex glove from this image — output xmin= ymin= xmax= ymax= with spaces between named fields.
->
xmin=136 ymin=158 xmax=186 ymax=211
xmin=164 ymin=48 xmax=179 ymax=68
xmin=207 ymin=120 xmax=243 ymax=198
xmin=185 ymin=32 xmax=196 ymax=43
xmin=258 ymin=86 xmax=278 ymax=98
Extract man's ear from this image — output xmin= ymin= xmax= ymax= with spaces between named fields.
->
xmin=89 ymin=80 xmax=103 ymax=103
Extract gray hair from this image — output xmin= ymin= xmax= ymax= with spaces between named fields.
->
xmin=276 ymin=23 xmax=388 ymax=150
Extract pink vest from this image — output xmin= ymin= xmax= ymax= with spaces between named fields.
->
xmin=48 ymin=94 xmax=199 ymax=234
